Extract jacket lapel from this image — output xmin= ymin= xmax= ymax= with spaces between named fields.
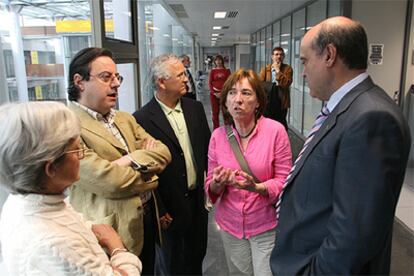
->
xmin=181 ymin=99 xmax=196 ymax=147
xmin=286 ymin=77 xmax=375 ymax=186
xmin=69 ymin=102 xmax=126 ymax=151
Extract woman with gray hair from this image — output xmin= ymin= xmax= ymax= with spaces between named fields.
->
xmin=0 ymin=101 xmax=141 ymax=275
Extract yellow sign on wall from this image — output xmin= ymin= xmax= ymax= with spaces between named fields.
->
xmin=35 ymin=86 xmax=43 ymax=100
xmin=31 ymin=51 xmax=39 ymax=64
xmin=56 ymin=20 xmax=114 ymax=33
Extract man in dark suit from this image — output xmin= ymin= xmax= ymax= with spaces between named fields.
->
xmin=133 ymin=54 xmax=211 ymax=275
xmin=270 ymin=16 xmax=411 ymax=275
xmin=180 ymin=54 xmax=197 ymax=100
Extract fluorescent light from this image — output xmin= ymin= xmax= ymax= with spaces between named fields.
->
xmin=214 ymin=11 xmax=227 ymax=19
xmin=211 ymin=37 xmax=218 ymax=41
xmin=212 ymin=33 xmax=219 ymax=37
xmin=213 ymin=26 xmax=222 ymax=30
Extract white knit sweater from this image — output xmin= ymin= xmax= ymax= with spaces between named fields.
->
xmin=0 ymin=193 xmax=141 ymax=275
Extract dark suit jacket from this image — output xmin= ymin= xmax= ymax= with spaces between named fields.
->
xmin=270 ymin=77 xmax=411 ymax=275
xmin=133 ymin=97 xmax=211 ymax=233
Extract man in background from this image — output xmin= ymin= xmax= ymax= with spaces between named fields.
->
xmin=270 ymin=17 xmax=411 ymax=275
xmin=259 ymin=47 xmax=293 ymax=130
xmin=133 ymin=54 xmax=211 ymax=275
xmin=180 ymin=54 xmax=197 ymax=100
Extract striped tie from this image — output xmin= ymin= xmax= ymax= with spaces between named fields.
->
xmin=275 ymin=105 xmax=330 ymax=219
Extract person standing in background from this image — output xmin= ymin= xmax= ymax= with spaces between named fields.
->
xmin=134 ymin=54 xmax=211 ymax=276
xmin=181 ymin=54 xmax=197 ymax=100
xmin=208 ymin=55 xmax=231 ymax=129
xmin=270 ymin=16 xmax=411 ymax=275
xmin=259 ymin=47 xmax=293 ymax=130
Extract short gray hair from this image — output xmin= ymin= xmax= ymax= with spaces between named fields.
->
xmin=147 ymin=54 xmax=181 ymax=92
xmin=0 ymin=101 xmax=80 ymax=194
xmin=179 ymin=54 xmax=189 ymax=62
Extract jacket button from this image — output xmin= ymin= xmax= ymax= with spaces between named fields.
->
xmin=180 ymin=152 xmax=184 ymax=156
xmin=184 ymin=193 xmax=189 ymax=197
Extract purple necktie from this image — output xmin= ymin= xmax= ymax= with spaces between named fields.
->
xmin=275 ymin=105 xmax=330 ymax=219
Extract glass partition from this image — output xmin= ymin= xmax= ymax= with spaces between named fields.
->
xmin=0 ymin=0 xmax=92 ymax=104
xmin=303 ymin=0 xmax=327 ymax=136
xmin=260 ymin=28 xmax=266 ymax=70
xmin=272 ymin=21 xmax=281 ymax=48
xmin=289 ymin=9 xmax=305 ymax=132
xmin=104 ymin=0 xmax=133 ymax=42
xmin=255 ymin=32 xmax=261 ymax=72
xmin=137 ymin=1 xmax=194 ymax=105
xmin=280 ymin=16 xmax=291 ymax=65
xmin=265 ymin=25 xmax=272 ymax=66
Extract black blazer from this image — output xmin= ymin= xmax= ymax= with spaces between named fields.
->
xmin=133 ymin=97 xmax=211 ymax=233
xmin=270 ymin=77 xmax=411 ymax=275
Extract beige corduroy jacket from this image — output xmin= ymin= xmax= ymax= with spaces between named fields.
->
xmin=68 ymin=102 xmax=171 ymax=256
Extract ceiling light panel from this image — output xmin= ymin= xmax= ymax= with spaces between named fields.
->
xmin=214 ymin=11 xmax=227 ymax=19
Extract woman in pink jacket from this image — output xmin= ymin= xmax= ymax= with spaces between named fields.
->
xmin=208 ymin=55 xmax=231 ymax=129
xmin=205 ymin=69 xmax=292 ymax=276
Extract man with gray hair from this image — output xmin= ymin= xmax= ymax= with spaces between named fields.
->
xmin=133 ymin=54 xmax=211 ymax=275
xmin=180 ymin=54 xmax=197 ymax=100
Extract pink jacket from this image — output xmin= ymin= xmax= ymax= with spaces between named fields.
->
xmin=205 ymin=116 xmax=292 ymax=239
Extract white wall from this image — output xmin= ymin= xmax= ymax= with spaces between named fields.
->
xmin=352 ymin=0 xmax=407 ymax=98
xmin=235 ymin=44 xmax=251 ymax=70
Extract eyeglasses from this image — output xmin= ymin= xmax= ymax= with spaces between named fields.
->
xmin=89 ymin=72 xmax=124 ymax=84
xmin=62 ymin=146 xmax=91 ymax=160
xmin=175 ymin=71 xmax=188 ymax=80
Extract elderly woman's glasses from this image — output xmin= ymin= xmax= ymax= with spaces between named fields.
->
xmin=62 ymin=146 xmax=91 ymax=159
xmin=89 ymin=72 xmax=124 ymax=84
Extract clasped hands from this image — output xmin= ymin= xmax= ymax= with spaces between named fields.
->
xmin=211 ymin=165 xmax=256 ymax=193
xmin=272 ymin=61 xmax=281 ymax=73
xmin=112 ymin=138 xmax=157 ymax=181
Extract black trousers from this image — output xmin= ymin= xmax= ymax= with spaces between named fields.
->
xmin=139 ymin=198 xmax=157 ymax=275
xmin=155 ymin=190 xmax=208 ymax=276
xmin=264 ymin=84 xmax=288 ymax=130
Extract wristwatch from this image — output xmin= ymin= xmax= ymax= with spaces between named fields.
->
xmin=127 ymin=155 xmax=148 ymax=172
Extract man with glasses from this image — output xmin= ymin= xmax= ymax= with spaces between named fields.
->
xmin=180 ymin=54 xmax=197 ymax=100
xmin=67 ymin=47 xmax=172 ymax=274
xmin=133 ymin=54 xmax=210 ymax=275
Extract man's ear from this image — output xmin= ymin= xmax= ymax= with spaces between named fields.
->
xmin=73 ymin=73 xmax=85 ymax=92
xmin=324 ymin=44 xmax=337 ymax=67
xmin=44 ymin=161 xmax=56 ymax=179
xmin=157 ymin=78 xmax=166 ymax=90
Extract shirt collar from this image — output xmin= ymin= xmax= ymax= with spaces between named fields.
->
xmin=155 ymin=94 xmax=182 ymax=115
xmin=326 ymin=72 xmax=369 ymax=113
xmin=72 ymin=101 xmax=116 ymax=123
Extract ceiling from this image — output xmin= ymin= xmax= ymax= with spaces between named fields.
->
xmin=163 ymin=0 xmax=308 ymax=47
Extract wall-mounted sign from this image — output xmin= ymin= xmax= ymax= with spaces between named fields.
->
xmin=369 ymin=44 xmax=384 ymax=65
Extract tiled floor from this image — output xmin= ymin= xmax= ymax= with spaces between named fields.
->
xmin=396 ymin=166 xmax=414 ymax=230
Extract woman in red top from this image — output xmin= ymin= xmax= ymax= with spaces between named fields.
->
xmin=208 ymin=55 xmax=231 ymax=129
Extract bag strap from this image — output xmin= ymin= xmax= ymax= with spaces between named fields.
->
xmin=225 ymin=125 xmax=260 ymax=182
